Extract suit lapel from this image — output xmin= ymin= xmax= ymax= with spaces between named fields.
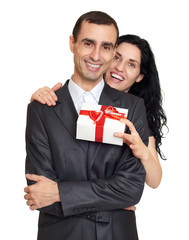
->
xmin=99 ymin=83 xmax=121 ymax=107
xmin=87 ymin=84 xmax=121 ymax=174
xmin=54 ymin=81 xmax=88 ymax=154
xmin=54 ymin=81 xmax=122 ymax=171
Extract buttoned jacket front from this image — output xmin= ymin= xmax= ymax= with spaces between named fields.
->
xmin=25 ymin=81 xmax=149 ymax=240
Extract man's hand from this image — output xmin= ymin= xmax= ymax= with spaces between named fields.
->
xmin=124 ymin=206 xmax=136 ymax=211
xmin=24 ymin=174 xmax=61 ymax=211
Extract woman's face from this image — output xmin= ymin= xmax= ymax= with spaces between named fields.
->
xmin=105 ymin=42 xmax=144 ymax=92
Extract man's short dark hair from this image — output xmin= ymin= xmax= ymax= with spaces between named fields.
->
xmin=72 ymin=11 xmax=119 ymax=47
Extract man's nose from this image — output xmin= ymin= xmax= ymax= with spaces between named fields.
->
xmin=90 ymin=46 xmax=101 ymax=62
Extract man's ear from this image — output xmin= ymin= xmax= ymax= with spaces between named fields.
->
xmin=69 ymin=35 xmax=75 ymax=53
xmin=136 ymin=74 xmax=144 ymax=83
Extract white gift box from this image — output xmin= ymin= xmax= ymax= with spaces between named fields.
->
xmin=76 ymin=103 xmax=128 ymax=146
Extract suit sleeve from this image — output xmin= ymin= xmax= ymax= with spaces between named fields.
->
xmin=25 ymin=102 xmax=64 ymax=217
xmin=58 ymin=98 xmax=149 ymax=217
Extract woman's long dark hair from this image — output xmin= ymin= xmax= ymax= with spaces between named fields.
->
xmin=118 ymin=35 xmax=168 ymax=159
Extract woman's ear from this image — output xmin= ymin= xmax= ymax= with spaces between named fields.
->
xmin=136 ymin=74 xmax=144 ymax=83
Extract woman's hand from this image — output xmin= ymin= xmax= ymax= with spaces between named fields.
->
xmin=114 ymin=118 xmax=149 ymax=160
xmin=115 ymin=118 xmax=162 ymax=189
xmin=30 ymin=82 xmax=62 ymax=106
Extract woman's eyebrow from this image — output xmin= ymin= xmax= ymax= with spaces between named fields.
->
xmin=130 ymin=59 xmax=139 ymax=65
xmin=116 ymin=51 xmax=122 ymax=57
xmin=116 ymin=50 xmax=140 ymax=65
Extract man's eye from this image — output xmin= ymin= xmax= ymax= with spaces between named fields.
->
xmin=84 ymin=42 xmax=92 ymax=47
xmin=104 ymin=45 xmax=110 ymax=50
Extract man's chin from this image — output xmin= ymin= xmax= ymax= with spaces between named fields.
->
xmin=84 ymin=74 xmax=103 ymax=82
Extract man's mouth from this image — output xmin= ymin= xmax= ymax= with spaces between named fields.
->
xmin=86 ymin=61 xmax=101 ymax=71
xmin=111 ymin=73 xmax=124 ymax=81
xmin=86 ymin=62 xmax=100 ymax=68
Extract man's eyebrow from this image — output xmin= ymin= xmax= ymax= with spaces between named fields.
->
xmin=82 ymin=38 xmax=114 ymax=48
xmin=102 ymin=41 xmax=114 ymax=48
xmin=82 ymin=38 xmax=96 ymax=44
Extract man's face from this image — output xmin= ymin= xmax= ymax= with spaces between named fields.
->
xmin=70 ymin=21 xmax=117 ymax=86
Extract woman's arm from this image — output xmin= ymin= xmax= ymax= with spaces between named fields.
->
xmin=142 ymin=136 xmax=162 ymax=188
xmin=114 ymin=119 xmax=162 ymax=189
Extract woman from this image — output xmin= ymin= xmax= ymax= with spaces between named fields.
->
xmin=31 ymin=34 xmax=167 ymax=189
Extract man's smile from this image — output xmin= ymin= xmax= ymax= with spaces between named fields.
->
xmin=85 ymin=61 xmax=102 ymax=72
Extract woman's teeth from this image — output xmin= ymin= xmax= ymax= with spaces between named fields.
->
xmin=111 ymin=73 xmax=124 ymax=81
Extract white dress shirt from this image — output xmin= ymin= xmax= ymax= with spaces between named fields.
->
xmin=68 ymin=77 xmax=105 ymax=114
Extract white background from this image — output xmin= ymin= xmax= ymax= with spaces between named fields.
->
xmin=0 ymin=0 xmax=188 ymax=239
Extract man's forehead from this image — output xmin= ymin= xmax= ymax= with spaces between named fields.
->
xmin=78 ymin=21 xmax=117 ymax=45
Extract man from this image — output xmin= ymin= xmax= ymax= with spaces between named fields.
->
xmin=24 ymin=11 xmax=149 ymax=240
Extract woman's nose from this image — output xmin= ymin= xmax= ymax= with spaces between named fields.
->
xmin=115 ymin=61 xmax=125 ymax=72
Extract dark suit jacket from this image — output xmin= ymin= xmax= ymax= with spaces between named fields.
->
xmin=25 ymin=81 xmax=149 ymax=240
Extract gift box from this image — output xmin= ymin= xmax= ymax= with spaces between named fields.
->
xmin=76 ymin=103 xmax=128 ymax=146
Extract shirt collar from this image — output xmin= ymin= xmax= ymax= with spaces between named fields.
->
xmin=68 ymin=77 xmax=85 ymax=105
xmin=68 ymin=76 xmax=104 ymax=104
xmin=90 ymin=79 xmax=105 ymax=102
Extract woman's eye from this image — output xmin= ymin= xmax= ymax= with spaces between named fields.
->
xmin=113 ymin=55 xmax=119 ymax=60
xmin=129 ymin=62 xmax=135 ymax=68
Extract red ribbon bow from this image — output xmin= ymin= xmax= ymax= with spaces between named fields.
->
xmin=79 ymin=105 xmax=126 ymax=143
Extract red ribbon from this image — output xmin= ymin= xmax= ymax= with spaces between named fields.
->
xmin=79 ymin=105 xmax=127 ymax=143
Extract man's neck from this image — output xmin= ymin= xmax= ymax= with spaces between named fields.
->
xmin=72 ymin=75 xmax=103 ymax=92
